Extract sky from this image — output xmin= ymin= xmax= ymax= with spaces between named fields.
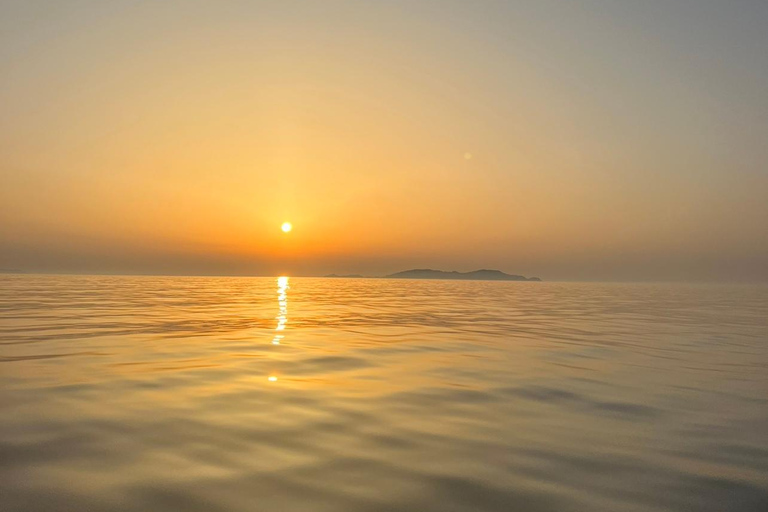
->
xmin=1 ymin=0 xmax=767 ymax=281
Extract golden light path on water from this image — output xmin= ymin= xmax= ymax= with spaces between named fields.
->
xmin=268 ymin=276 xmax=289 ymax=382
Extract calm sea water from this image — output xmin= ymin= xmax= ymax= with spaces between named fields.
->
xmin=1 ymin=275 xmax=767 ymax=512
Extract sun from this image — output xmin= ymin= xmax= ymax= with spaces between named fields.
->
xmin=281 ymin=222 xmax=292 ymax=233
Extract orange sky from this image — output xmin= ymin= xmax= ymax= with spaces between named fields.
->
xmin=1 ymin=1 xmax=767 ymax=280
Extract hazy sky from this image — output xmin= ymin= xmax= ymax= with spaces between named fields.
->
xmin=1 ymin=0 xmax=767 ymax=281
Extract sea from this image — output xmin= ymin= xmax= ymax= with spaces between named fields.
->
xmin=1 ymin=274 xmax=767 ymax=512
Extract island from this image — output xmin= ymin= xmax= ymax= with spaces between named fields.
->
xmin=324 ymin=273 xmax=365 ymax=278
xmin=385 ymin=269 xmax=541 ymax=281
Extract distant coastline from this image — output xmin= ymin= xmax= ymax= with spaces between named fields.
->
xmin=325 ymin=269 xmax=541 ymax=281
xmin=386 ymin=269 xmax=541 ymax=281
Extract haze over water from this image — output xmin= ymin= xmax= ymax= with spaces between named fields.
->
xmin=2 ymin=274 xmax=767 ymax=512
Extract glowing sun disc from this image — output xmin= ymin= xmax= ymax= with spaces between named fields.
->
xmin=281 ymin=222 xmax=292 ymax=233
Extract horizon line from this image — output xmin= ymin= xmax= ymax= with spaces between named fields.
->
xmin=2 ymin=270 xmax=767 ymax=285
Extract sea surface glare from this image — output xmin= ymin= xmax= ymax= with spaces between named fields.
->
xmin=1 ymin=275 xmax=767 ymax=512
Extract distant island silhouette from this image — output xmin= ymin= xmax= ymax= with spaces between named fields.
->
xmin=324 ymin=269 xmax=541 ymax=281
xmin=386 ymin=269 xmax=541 ymax=281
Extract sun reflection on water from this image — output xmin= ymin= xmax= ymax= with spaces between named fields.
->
xmin=268 ymin=276 xmax=289 ymax=381
xmin=274 ymin=276 xmax=289 ymax=340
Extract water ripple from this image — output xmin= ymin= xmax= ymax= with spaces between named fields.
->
xmin=1 ymin=275 xmax=767 ymax=511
